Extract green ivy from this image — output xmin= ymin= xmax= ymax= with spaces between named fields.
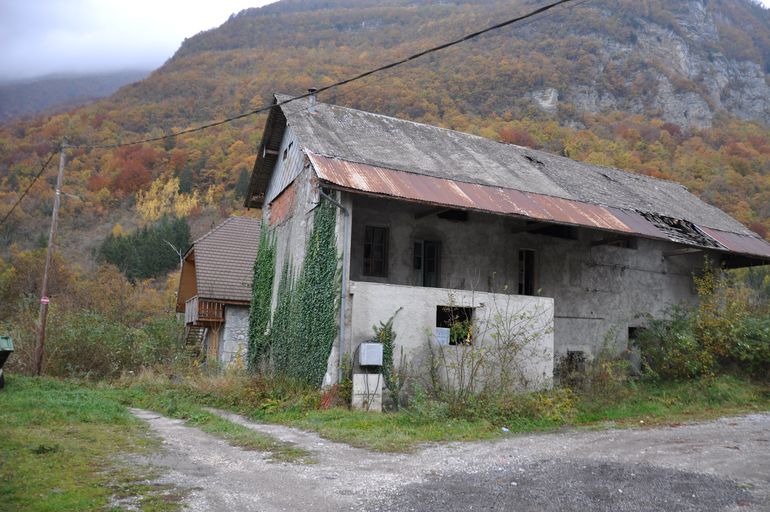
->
xmin=247 ymin=225 xmax=276 ymax=372
xmin=271 ymin=200 xmax=340 ymax=386
xmin=248 ymin=199 xmax=340 ymax=385
xmin=270 ymin=260 xmax=295 ymax=372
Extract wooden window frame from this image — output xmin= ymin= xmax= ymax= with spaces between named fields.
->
xmin=518 ymin=249 xmax=536 ymax=296
xmin=363 ymin=225 xmax=389 ymax=277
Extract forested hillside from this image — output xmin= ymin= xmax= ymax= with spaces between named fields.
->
xmin=0 ymin=70 xmax=150 ymax=123
xmin=1 ymin=0 xmax=770 ymax=267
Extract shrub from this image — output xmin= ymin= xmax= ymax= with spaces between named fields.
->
xmin=40 ymin=310 xmax=185 ymax=380
xmin=634 ymin=261 xmax=770 ymax=381
xmin=634 ymin=306 xmax=708 ymax=379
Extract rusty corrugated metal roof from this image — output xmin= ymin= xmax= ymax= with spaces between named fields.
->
xmin=308 ymin=152 xmax=770 ymax=260
xmin=698 ymin=226 xmax=770 ymax=259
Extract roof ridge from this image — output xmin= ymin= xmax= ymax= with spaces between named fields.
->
xmin=192 ymin=216 xmax=260 ymax=246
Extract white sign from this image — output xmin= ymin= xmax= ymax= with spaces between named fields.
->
xmin=435 ymin=327 xmax=451 ymax=346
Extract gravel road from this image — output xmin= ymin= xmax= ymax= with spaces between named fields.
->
xmin=130 ymin=409 xmax=770 ymax=511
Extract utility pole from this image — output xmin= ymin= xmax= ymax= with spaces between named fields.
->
xmin=35 ymin=141 xmax=67 ymax=376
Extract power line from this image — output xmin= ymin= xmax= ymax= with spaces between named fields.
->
xmin=0 ymin=150 xmax=58 ymax=229
xmin=73 ymin=0 xmax=583 ymax=150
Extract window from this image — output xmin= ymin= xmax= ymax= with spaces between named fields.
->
xmin=414 ymin=240 xmax=441 ymax=287
xmin=363 ymin=226 xmax=388 ymax=277
xmin=436 ymin=306 xmax=474 ymax=345
xmin=518 ymin=249 xmax=535 ymax=295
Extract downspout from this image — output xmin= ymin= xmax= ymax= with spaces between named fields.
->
xmin=319 ymin=188 xmax=350 ymax=384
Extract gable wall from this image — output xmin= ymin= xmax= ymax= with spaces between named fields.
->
xmin=264 ymin=125 xmax=305 ymax=206
xmin=349 ymin=195 xmax=715 ymax=358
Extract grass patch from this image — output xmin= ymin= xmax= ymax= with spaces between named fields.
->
xmin=262 ymin=408 xmax=498 ymax=452
xmin=0 ymin=376 xmax=184 ymax=512
xmin=112 ymin=372 xmax=770 ymax=453
xmin=111 ymin=380 xmax=314 ymax=463
xmin=575 ymin=375 xmax=770 ymax=427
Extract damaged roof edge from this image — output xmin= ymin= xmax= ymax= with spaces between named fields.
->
xmin=244 ymin=97 xmax=286 ymax=209
xmin=309 ymin=152 xmax=770 ymax=262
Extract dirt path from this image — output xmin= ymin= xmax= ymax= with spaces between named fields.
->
xmin=131 ymin=409 xmax=770 ymax=511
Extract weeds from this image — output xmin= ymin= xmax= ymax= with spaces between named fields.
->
xmin=635 ymin=260 xmax=770 ymax=380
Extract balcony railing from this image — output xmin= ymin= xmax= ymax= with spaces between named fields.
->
xmin=185 ymin=296 xmax=224 ymax=325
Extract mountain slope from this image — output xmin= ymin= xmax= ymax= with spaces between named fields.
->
xmin=0 ymin=70 xmax=150 ymax=122
xmin=1 ymin=0 xmax=769 ymax=263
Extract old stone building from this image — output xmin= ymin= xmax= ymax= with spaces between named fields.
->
xmin=244 ymin=93 xmax=770 ymax=388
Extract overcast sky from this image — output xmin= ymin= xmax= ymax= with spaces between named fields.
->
xmin=0 ymin=0 xmax=274 ymax=81
xmin=1 ymin=0 xmax=769 ymax=82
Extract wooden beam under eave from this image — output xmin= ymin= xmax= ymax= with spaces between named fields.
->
xmin=510 ymin=221 xmax=548 ymax=234
xmin=663 ymin=248 xmax=704 ymax=258
xmin=414 ymin=207 xmax=450 ymax=220
xmin=591 ymin=236 xmax=629 ymax=247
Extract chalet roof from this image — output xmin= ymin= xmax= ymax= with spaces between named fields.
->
xmin=190 ymin=216 xmax=261 ymax=302
xmin=245 ymin=94 xmax=770 ymax=260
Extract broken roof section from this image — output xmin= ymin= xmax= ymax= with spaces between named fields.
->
xmin=246 ymin=94 xmax=770 ymax=261
xmin=186 ymin=216 xmax=262 ymax=302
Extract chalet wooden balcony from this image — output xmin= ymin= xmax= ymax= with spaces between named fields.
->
xmin=185 ymin=296 xmax=224 ymax=326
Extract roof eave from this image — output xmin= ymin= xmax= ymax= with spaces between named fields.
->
xmin=244 ymin=96 xmax=287 ymax=209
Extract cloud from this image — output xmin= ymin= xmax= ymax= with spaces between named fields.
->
xmin=0 ymin=0 xmax=273 ymax=80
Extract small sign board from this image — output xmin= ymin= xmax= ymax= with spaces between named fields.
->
xmin=40 ymin=296 xmax=50 ymax=305
xmin=435 ymin=327 xmax=451 ymax=346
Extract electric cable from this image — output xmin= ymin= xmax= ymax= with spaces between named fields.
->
xmin=0 ymin=151 xmax=58 ymax=229
xmin=72 ymin=0 xmax=583 ymax=150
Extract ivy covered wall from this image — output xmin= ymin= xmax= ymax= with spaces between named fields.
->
xmin=247 ymin=226 xmax=276 ymax=371
xmin=248 ymin=199 xmax=340 ymax=386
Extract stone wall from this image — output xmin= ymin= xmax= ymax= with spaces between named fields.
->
xmin=220 ymin=306 xmax=250 ymax=366
xmin=349 ymin=195 xmax=716 ymax=360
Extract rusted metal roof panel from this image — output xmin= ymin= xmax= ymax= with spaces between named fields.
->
xmin=606 ymin=207 xmax=668 ymax=240
xmin=309 ymin=153 xmax=770 ymax=260
xmin=309 ymin=152 xmax=650 ymax=236
xmin=698 ymin=226 xmax=770 ymax=259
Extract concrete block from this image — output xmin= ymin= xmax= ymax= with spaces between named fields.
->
xmin=351 ymin=373 xmax=383 ymax=412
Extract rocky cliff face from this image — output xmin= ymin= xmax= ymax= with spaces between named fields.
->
xmin=539 ymin=0 xmax=770 ymax=128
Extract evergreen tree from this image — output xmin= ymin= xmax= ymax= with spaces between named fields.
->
xmin=234 ymin=168 xmax=250 ymax=200
xmin=98 ymin=216 xmax=190 ymax=281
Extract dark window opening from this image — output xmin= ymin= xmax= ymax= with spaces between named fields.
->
xmin=436 ymin=306 xmax=474 ymax=345
xmin=518 ymin=249 xmax=535 ymax=295
xmin=363 ymin=226 xmax=389 ymax=277
xmin=414 ymin=240 xmax=441 ymax=287
xmin=437 ymin=210 xmax=468 ymax=222
xmin=529 ymin=223 xmax=577 ymax=240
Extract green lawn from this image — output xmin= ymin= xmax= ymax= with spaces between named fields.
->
xmin=0 ymin=376 xmax=183 ymax=512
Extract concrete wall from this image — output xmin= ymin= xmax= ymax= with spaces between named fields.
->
xmin=219 ymin=306 xmax=250 ymax=366
xmin=349 ymin=196 xmax=713 ymax=359
xmin=349 ymin=281 xmax=555 ymax=390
